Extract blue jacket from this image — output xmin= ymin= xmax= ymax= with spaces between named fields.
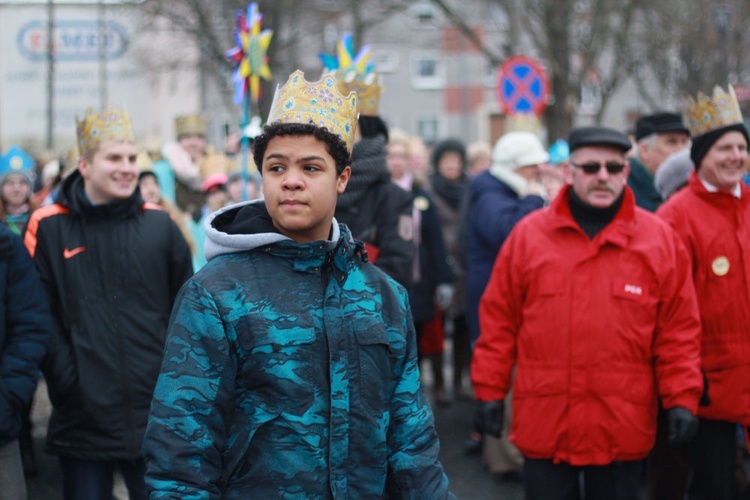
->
xmin=144 ymin=200 xmax=453 ymax=499
xmin=466 ymin=170 xmax=544 ymax=342
xmin=0 ymin=226 xmax=51 ymax=445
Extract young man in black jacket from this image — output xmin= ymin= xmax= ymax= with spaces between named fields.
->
xmin=25 ymin=103 xmax=193 ymax=499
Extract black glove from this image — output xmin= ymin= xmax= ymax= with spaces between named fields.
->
xmin=667 ymin=406 xmax=698 ymax=446
xmin=475 ymin=400 xmax=504 ymax=438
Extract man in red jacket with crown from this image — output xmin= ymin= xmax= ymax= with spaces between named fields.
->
xmin=657 ymin=84 xmax=750 ymax=500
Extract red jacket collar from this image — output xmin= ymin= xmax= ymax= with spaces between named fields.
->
xmin=549 ymin=185 xmax=637 ymax=247
xmin=688 ymin=171 xmax=750 ymax=209
xmin=551 ymin=184 xmax=636 ymax=221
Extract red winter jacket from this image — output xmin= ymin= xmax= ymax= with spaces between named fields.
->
xmin=657 ymin=173 xmax=750 ymax=426
xmin=472 ymin=186 xmax=702 ymax=465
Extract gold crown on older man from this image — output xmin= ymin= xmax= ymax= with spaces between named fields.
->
xmin=76 ymin=103 xmax=135 ymax=158
xmin=685 ymin=84 xmax=744 ymax=138
xmin=175 ymin=114 xmax=208 ymax=137
xmin=266 ymin=70 xmax=358 ymax=153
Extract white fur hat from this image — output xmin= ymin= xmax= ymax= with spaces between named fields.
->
xmin=491 ymin=132 xmax=549 ymax=171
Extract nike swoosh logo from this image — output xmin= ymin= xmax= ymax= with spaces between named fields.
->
xmin=63 ymin=246 xmax=86 ymax=259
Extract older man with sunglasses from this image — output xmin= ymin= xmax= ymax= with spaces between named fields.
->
xmin=471 ymin=126 xmax=703 ymax=500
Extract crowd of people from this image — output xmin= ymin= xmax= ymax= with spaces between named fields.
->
xmin=0 ymin=54 xmax=749 ymax=499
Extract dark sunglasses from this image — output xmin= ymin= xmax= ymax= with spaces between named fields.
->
xmin=570 ymin=161 xmax=626 ymax=175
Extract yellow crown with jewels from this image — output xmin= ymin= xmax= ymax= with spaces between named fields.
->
xmin=175 ymin=114 xmax=208 ymax=137
xmin=267 ymin=70 xmax=358 ymax=153
xmin=685 ymin=85 xmax=744 ymax=138
xmin=76 ymin=103 xmax=135 ymax=158
xmin=336 ymin=68 xmax=382 ymax=117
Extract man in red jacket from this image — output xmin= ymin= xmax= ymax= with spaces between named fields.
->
xmin=471 ymin=126 xmax=704 ymax=500
xmin=656 ymin=85 xmax=750 ymax=500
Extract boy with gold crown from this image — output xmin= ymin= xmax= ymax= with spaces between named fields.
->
xmin=143 ymin=70 xmax=454 ymax=498
xmin=656 ymin=85 xmax=750 ymax=500
xmin=24 ymin=103 xmax=193 ymax=499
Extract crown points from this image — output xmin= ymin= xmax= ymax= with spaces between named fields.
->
xmin=174 ymin=114 xmax=207 ymax=137
xmin=319 ymin=33 xmax=382 ymax=116
xmin=76 ymin=103 xmax=134 ymax=158
xmin=685 ymin=85 xmax=744 ymax=138
xmin=267 ymin=70 xmax=358 ymax=153
xmin=336 ymin=73 xmax=382 ymax=117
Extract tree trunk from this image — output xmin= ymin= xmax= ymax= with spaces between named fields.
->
xmin=543 ymin=0 xmax=573 ymax=142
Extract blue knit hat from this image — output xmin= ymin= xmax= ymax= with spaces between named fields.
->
xmin=0 ymin=146 xmax=35 ymax=185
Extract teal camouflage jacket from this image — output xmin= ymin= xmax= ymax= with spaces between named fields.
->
xmin=143 ymin=200 xmax=453 ymax=499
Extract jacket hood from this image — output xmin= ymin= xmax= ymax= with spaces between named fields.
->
xmin=204 ymin=199 xmax=342 ymax=261
xmin=55 ymin=169 xmax=144 ymax=219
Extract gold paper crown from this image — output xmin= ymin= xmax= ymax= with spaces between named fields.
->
xmin=175 ymin=114 xmax=208 ymax=137
xmin=267 ymin=70 xmax=358 ymax=152
xmin=336 ymin=69 xmax=382 ymax=116
xmin=76 ymin=103 xmax=135 ymax=158
xmin=685 ymin=85 xmax=744 ymax=138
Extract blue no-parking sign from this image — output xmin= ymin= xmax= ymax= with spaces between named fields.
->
xmin=496 ymin=55 xmax=550 ymax=116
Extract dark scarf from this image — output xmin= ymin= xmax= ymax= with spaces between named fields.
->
xmin=338 ymin=135 xmax=390 ymax=209
xmin=568 ymin=188 xmax=624 ymax=239
xmin=429 ymin=171 xmax=468 ymax=210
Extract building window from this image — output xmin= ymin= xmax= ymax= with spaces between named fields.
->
xmin=413 ymin=113 xmax=443 ymax=144
xmin=577 ymin=69 xmax=602 ymax=115
xmin=410 ymin=1 xmax=437 ymax=27
xmin=411 ymin=51 xmax=445 ymax=89
xmin=370 ymin=50 xmax=399 ymax=74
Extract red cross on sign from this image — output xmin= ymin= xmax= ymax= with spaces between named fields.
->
xmin=496 ymin=55 xmax=550 ymax=116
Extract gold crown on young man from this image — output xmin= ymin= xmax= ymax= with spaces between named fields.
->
xmin=175 ymin=114 xmax=208 ymax=137
xmin=267 ymin=70 xmax=358 ymax=152
xmin=76 ymin=103 xmax=135 ymax=158
xmin=685 ymin=85 xmax=744 ymax=138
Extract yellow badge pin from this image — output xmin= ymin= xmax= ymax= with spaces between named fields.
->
xmin=414 ymin=196 xmax=430 ymax=211
xmin=711 ymin=256 xmax=730 ymax=276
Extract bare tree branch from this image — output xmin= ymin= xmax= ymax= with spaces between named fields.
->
xmin=430 ymin=0 xmax=503 ymax=65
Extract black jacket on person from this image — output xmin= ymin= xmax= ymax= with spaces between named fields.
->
xmin=335 ymin=135 xmax=414 ymax=289
xmin=24 ymin=170 xmax=193 ymax=460
xmin=409 ymin=185 xmax=452 ymax=324
xmin=0 ymin=226 xmax=52 ymax=447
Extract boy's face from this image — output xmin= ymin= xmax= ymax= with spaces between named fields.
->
xmin=79 ymin=140 xmax=139 ymax=204
xmin=261 ymin=134 xmax=350 ymax=243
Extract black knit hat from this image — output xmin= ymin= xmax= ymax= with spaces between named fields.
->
xmin=430 ymin=138 xmax=467 ymax=170
xmin=138 ymin=170 xmax=158 ymax=183
xmin=690 ymin=123 xmax=750 ymax=169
